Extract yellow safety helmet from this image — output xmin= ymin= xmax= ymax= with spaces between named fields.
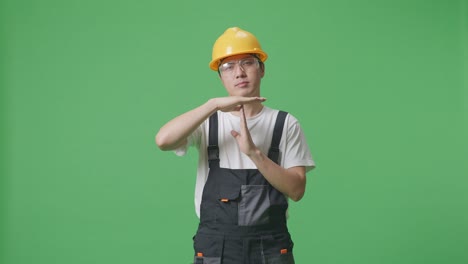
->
xmin=209 ymin=27 xmax=268 ymax=71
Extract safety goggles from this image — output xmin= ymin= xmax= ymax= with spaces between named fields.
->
xmin=218 ymin=57 xmax=260 ymax=75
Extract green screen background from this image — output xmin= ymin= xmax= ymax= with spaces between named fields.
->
xmin=1 ymin=0 xmax=467 ymax=263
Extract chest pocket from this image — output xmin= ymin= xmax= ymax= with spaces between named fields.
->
xmin=239 ymin=184 xmax=270 ymax=226
xmin=217 ymin=184 xmax=271 ymax=226
xmin=216 ymin=185 xmax=241 ymax=225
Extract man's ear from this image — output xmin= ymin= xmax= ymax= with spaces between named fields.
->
xmin=260 ymin=64 xmax=265 ymax=78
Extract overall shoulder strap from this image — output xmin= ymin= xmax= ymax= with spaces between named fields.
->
xmin=207 ymin=112 xmax=220 ymax=165
xmin=268 ymin=110 xmax=288 ymax=164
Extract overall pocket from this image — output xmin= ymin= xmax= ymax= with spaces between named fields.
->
xmin=216 ymin=187 xmax=241 ymax=225
xmin=262 ymin=233 xmax=295 ymax=264
xmin=193 ymin=233 xmax=223 ymax=264
xmin=238 ymin=185 xmax=270 ymax=226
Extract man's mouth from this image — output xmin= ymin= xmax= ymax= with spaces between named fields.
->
xmin=236 ymin=81 xmax=249 ymax=87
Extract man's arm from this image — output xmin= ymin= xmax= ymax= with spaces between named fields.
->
xmin=155 ymin=96 xmax=266 ymax=151
xmin=231 ymin=106 xmax=306 ymax=201
xmin=249 ymin=151 xmax=306 ymax=202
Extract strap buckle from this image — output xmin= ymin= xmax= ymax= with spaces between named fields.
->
xmin=207 ymin=145 xmax=219 ymax=161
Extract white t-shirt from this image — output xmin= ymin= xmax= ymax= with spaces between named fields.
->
xmin=175 ymin=106 xmax=315 ymax=218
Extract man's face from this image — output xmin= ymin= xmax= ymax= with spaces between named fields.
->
xmin=218 ymin=54 xmax=265 ymax=97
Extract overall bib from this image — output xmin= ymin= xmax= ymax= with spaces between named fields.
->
xmin=193 ymin=111 xmax=295 ymax=264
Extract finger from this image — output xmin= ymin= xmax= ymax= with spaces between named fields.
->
xmin=220 ymin=104 xmax=242 ymax=113
xmin=231 ymin=130 xmax=240 ymax=138
xmin=239 ymin=105 xmax=248 ymax=134
xmin=243 ymin=97 xmax=267 ymax=104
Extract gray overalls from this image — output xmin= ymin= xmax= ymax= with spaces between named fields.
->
xmin=193 ymin=111 xmax=295 ymax=264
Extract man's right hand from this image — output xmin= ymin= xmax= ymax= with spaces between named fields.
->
xmin=213 ymin=96 xmax=267 ymax=112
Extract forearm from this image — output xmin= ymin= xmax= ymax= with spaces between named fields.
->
xmin=156 ymin=99 xmax=217 ymax=151
xmin=248 ymin=149 xmax=306 ymax=201
xmin=157 ymin=96 xmax=266 ymax=151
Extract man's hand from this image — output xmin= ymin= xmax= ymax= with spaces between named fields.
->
xmin=230 ymin=105 xmax=307 ymax=202
xmin=230 ymin=105 xmax=258 ymax=156
xmin=213 ymin=96 xmax=266 ymax=112
xmin=156 ymin=96 xmax=265 ymax=151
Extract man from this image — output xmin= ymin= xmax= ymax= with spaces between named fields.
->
xmin=156 ymin=27 xmax=315 ymax=264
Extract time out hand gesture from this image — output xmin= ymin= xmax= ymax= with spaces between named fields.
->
xmin=230 ymin=105 xmax=258 ymax=156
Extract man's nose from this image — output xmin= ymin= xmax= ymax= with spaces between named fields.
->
xmin=234 ymin=64 xmax=246 ymax=78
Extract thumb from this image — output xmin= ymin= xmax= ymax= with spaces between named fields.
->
xmin=231 ymin=130 xmax=240 ymax=139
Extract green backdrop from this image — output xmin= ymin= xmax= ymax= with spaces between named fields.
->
xmin=1 ymin=0 xmax=467 ymax=263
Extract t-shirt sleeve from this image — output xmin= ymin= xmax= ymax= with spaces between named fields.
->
xmin=174 ymin=124 xmax=203 ymax=156
xmin=281 ymin=115 xmax=316 ymax=173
